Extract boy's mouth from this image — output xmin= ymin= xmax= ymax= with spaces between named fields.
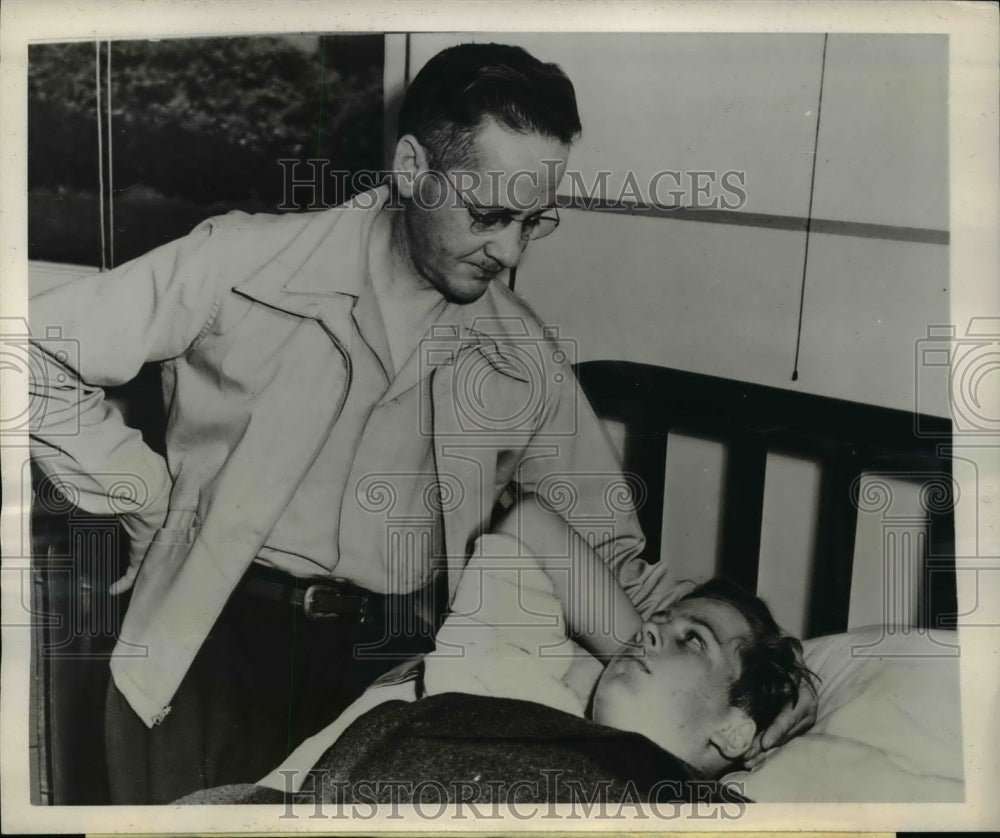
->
xmin=622 ymin=650 xmax=650 ymax=673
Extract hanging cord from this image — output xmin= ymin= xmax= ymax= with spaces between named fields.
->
xmin=95 ymin=41 xmax=106 ymax=271
xmin=106 ymin=40 xmax=114 ymax=269
xmin=791 ymin=33 xmax=829 ymax=382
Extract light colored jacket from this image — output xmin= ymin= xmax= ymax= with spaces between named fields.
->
xmin=29 ymin=188 xmax=663 ymax=728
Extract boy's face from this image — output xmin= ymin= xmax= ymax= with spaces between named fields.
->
xmin=591 ymin=597 xmax=755 ymax=773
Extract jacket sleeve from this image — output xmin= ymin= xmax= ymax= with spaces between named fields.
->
xmin=509 ymin=356 xmax=680 ymax=619
xmin=28 ymin=217 xmax=228 ymax=558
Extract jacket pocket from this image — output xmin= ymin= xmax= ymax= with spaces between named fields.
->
xmin=114 ymin=510 xmax=198 ymax=595
xmin=131 ymin=512 xmax=199 ymax=593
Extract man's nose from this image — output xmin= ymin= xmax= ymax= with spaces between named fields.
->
xmin=483 ymin=222 xmax=527 ymax=269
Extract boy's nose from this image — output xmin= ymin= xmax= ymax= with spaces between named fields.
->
xmin=642 ymin=621 xmax=661 ymax=652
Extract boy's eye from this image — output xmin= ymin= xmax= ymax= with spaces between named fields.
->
xmin=680 ymin=630 xmax=707 ymax=651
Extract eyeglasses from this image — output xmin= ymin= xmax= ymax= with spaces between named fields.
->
xmin=439 ymin=171 xmax=561 ymax=241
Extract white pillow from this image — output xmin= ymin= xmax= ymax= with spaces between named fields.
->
xmin=723 ymin=626 xmax=964 ymax=802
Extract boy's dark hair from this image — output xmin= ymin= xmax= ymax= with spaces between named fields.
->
xmin=680 ymin=578 xmax=817 ymax=733
xmin=397 ymin=42 xmax=582 ymax=171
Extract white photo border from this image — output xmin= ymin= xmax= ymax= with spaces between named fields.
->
xmin=2 ymin=0 xmax=997 ymax=832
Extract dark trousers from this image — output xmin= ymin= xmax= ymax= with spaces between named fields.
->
xmin=104 ymin=570 xmax=438 ymax=804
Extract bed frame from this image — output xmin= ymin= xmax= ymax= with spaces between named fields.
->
xmin=574 ymin=360 xmax=956 ymax=639
xmin=29 ymin=359 xmax=957 ymax=803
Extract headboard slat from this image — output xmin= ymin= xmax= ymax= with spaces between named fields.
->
xmin=808 ymin=444 xmax=862 ymax=636
xmin=621 ymin=428 xmax=669 ymax=571
xmin=926 ymin=509 xmax=958 ymax=629
xmin=718 ymin=436 xmax=767 ymax=592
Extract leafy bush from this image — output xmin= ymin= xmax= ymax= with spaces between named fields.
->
xmin=28 ymin=35 xmax=384 ymax=262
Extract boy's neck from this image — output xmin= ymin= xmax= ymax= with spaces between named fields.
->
xmin=566 ymin=656 xmax=604 ymax=716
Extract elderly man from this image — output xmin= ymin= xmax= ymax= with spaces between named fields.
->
xmin=29 ymin=43 xmax=670 ymax=803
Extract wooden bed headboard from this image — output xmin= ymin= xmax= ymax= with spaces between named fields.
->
xmin=574 ymin=360 xmax=956 ymax=639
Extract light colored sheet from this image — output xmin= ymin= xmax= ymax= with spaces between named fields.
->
xmin=422 ymin=533 xmax=591 ymax=716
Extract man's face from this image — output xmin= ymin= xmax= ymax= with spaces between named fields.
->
xmin=400 ymin=118 xmax=569 ymax=304
xmin=591 ymin=598 xmax=752 ymax=768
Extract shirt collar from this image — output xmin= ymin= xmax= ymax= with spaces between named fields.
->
xmin=420 ymin=290 xmax=534 ymax=384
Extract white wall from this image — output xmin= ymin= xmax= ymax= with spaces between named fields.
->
xmin=406 ymin=32 xmax=950 ymax=416
xmin=811 ymin=34 xmax=949 ymax=232
xmin=405 ymin=34 xmax=949 ymax=630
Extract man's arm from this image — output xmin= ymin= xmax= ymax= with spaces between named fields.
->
xmin=493 ymin=496 xmax=641 ymax=658
xmin=506 ymin=353 xmax=681 ymax=619
xmin=29 ymin=218 xmax=227 ymax=585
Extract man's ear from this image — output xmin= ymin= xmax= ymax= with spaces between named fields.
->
xmin=392 ymin=134 xmax=428 ymax=199
xmin=709 ymin=709 xmax=756 ymax=759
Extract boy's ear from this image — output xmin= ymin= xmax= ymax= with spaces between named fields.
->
xmin=709 ymin=709 xmax=756 ymax=759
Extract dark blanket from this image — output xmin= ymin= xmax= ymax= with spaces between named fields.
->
xmin=180 ymin=693 xmax=744 ymax=806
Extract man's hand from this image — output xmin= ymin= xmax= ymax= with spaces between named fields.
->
xmin=109 ymin=517 xmax=158 ymax=595
xmin=742 ymin=676 xmax=818 ymax=770
xmin=110 ymin=496 xmax=171 ymax=595
xmin=109 ymin=562 xmax=142 ymax=596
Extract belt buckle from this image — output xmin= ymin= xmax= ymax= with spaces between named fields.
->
xmin=302 ymin=580 xmax=370 ymax=622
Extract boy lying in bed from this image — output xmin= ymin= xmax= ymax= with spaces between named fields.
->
xmin=180 ymin=498 xmax=815 ymax=805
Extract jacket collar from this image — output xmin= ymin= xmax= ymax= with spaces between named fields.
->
xmin=231 ymin=185 xmax=532 ymax=385
xmin=231 ymin=187 xmax=389 ymax=318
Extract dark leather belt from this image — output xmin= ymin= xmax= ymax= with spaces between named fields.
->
xmin=241 ymin=563 xmax=384 ymax=622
